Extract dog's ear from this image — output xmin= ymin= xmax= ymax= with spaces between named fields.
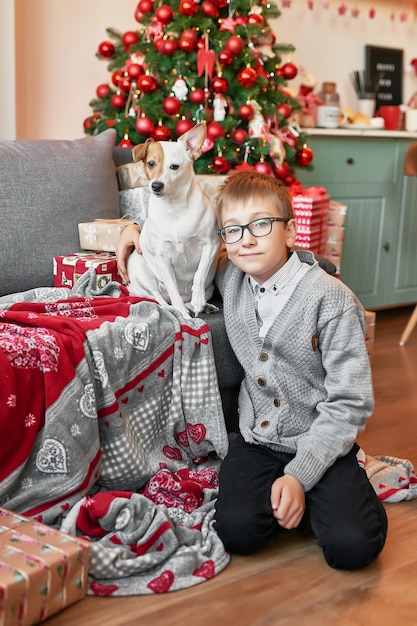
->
xmin=131 ymin=138 xmax=154 ymax=163
xmin=178 ymin=123 xmax=207 ymax=162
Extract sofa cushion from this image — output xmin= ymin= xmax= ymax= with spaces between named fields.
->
xmin=0 ymin=130 xmax=120 ymax=296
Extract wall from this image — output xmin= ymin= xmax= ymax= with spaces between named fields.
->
xmin=9 ymin=0 xmax=417 ymax=141
xmin=0 ymin=0 xmax=16 ymax=139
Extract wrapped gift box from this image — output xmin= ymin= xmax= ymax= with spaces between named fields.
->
xmin=292 ymin=188 xmax=330 ymax=255
xmin=78 ymin=218 xmax=133 ymax=253
xmin=0 ymin=508 xmax=89 ymax=626
xmin=116 ymin=162 xmax=146 ymax=190
xmin=53 ymin=252 xmax=122 ymax=290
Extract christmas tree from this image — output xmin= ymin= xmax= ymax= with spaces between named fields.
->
xmin=84 ymin=0 xmax=314 ymax=183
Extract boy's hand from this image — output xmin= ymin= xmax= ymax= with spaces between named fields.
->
xmin=270 ymin=474 xmax=305 ymax=529
xmin=116 ymin=224 xmax=141 ymax=285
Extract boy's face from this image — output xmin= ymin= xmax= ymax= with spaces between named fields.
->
xmin=221 ymin=195 xmax=297 ymax=284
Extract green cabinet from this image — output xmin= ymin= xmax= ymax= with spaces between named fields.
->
xmin=297 ymin=134 xmax=417 ymax=309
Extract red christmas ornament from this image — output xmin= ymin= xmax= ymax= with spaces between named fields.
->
xmin=119 ymin=137 xmax=135 ymax=148
xmin=122 ymin=31 xmax=139 ymax=52
xmin=211 ymin=76 xmax=228 ymax=94
xmin=206 ymin=121 xmax=226 ymax=140
xmin=111 ymin=70 xmax=124 ymax=87
xmin=225 ymin=35 xmax=244 ymax=56
xmin=179 ymin=37 xmax=196 ymax=52
xmin=155 ymin=4 xmax=174 ymax=23
xmin=179 ymin=28 xmax=198 ymax=51
xmin=119 ymin=77 xmax=133 ymax=94
xmin=138 ymin=74 xmax=157 ymax=92
xmin=280 ymin=62 xmax=298 ymax=80
xmin=135 ymin=8 xmax=144 ymax=21
xmin=234 ymin=16 xmax=248 ymax=25
xmin=96 ymin=84 xmax=110 ymax=99
xmin=284 ymin=173 xmax=296 ymax=187
xmin=239 ymin=104 xmax=255 ymax=120
xmin=218 ymin=50 xmax=233 ymax=66
xmin=137 ymin=0 xmax=154 ymax=13
xmin=254 ymin=160 xmax=273 ymax=176
xmin=201 ymin=0 xmax=219 ymax=16
xmin=232 ymin=128 xmax=248 ymax=143
xmin=163 ymin=96 xmax=182 ymax=115
xmin=277 ymin=103 xmax=292 ymax=119
xmin=238 ymin=67 xmax=257 ymax=88
xmin=83 ymin=113 xmax=101 ymax=130
xmin=161 ymin=38 xmax=178 ymax=56
xmin=127 ymin=63 xmax=144 ymax=81
xmin=176 ymin=119 xmax=195 ymax=136
xmin=190 ymin=88 xmax=206 ymax=105
xmin=135 ymin=115 xmax=155 ymax=136
xmin=182 ymin=28 xmax=198 ymax=43
xmin=213 ymin=155 xmax=231 ymax=174
xmin=296 ymin=146 xmax=314 ymax=166
xmin=98 ymin=41 xmax=115 ymax=58
xmin=273 ymin=160 xmax=290 ymax=180
xmin=152 ymin=125 xmax=172 ymax=141
xmin=179 ymin=0 xmax=199 ymax=15
xmin=111 ymin=93 xmax=126 ymax=110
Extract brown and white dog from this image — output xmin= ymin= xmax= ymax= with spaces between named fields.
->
xmin=126 ymin=123 xmax=220 ymax=318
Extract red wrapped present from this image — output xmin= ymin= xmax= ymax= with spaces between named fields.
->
xmin=53 ymin=252 xmax=122 ymax=290
xmin=0 ymin=508 xmax=89 ymax=626
xmin=292 ymin=187 xmax=330 ymax=255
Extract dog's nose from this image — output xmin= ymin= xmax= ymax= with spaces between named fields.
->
xmin=151 ymin=181 xmax=164 ymax=194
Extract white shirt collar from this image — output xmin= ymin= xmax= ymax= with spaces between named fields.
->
xmin=249 ymin=251 xmax=302 ymax=297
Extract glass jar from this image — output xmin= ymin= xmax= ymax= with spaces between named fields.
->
xmin=316 ymin=82 xmax=340 ymax=129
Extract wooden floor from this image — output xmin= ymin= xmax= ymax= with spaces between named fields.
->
xmin=46 ymin=306 xmax=417 ymax=626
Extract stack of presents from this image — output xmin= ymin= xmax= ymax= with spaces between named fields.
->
xmin=53 ymin=164 xmax=375 ymax=358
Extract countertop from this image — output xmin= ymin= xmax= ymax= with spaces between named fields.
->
xmin=303 ymin=128 xmax=417 ymax=139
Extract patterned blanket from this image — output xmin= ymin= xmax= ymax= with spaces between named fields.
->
xmin=0 ymin=272 xmax=230 ymax=594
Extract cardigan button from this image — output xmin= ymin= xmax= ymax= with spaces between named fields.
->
xmin=260 ymin=420 xmax=270 ymax=428
xmin=257 ymin=377 xmax=267 ymax=387
xmin=258 ymin=352 xmax=268 ymax=362
xmin=274 ymin=398 xmax=280 ymax=408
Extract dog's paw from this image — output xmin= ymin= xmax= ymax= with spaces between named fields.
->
xmin=202 ymin=303 xmax=219 ymax=315
xmin=188 ymin=302 xmax=219 ymax=316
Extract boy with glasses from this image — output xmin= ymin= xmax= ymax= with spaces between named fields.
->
xmin=213 ymin=170 xmax=387 ymax=570
xmin=116 ymin=170 xmax=387 ymax=570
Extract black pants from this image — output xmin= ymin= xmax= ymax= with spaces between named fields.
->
xmin=214 ymin=434 xmax=388 ymax=570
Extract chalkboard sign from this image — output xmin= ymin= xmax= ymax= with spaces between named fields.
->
xmin=365 ymin=45 xmax=403 ymax=107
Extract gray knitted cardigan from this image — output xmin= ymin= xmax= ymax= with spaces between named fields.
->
xmin=222 ymin=250 xmax=373 ymax=492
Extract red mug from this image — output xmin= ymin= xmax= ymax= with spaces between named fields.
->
xmin=375 ymin=105 xmax=401 ymax=131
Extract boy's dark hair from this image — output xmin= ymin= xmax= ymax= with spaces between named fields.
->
xmin=215 ymin=171 xmax=294 ymax=226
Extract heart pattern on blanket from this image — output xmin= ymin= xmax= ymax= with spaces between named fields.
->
xmin=193 ymin=559 xmax=215 ymax=579
xmin=147 ymin=570 xmax=174 ymax=594
xmin=175 ymin=430 xmax=189 ymax=447
xmin=162 ymin=445 xmax=183 ymax=461
xmin=36 ymin=438 xmax=67 ymax=474
xmin=90 ymin=580 xmax=120 ymax=597
xmin=187 ymin=423 xmax=206 ymax=445
xmin=124 ymin=322 xmax=150 ymax=351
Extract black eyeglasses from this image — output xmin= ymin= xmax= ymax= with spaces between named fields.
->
xmin=217 ymin=217 xmax=290 ymax=244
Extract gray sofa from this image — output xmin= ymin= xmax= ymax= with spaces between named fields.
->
xmin=0 ymin=128 xmax=243 ymax=430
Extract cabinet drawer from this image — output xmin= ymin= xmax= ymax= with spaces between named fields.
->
xmin=304 ymin=138 xmax=398 ymax=184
